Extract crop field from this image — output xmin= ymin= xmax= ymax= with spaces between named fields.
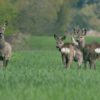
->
xmin=0 ymin=36 xmax=100 ymax=100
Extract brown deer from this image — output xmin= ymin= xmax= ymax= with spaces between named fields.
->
xmin=54 ymin=34 xmax=83 ymax=69
xmin=0 ymin=21 xmax=12 ymax=67
xmin=72 ymin=28 xmax=100 ymax=69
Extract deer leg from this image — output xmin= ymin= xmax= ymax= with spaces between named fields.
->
xmin=84 ymin=60 xmax=87 ymax=69
xmin=67 ymin=47 xmax=74 ymax=69
xmin=67 ymin=57 xmax=73 ymax=69
xmin=61 ymin=54 xmax=67 ymax=68
xmin=3 ymin=59 xmax=6 ymax=67
xmin=78 ymin=57 xmax=83 ymax=69
xmin=92 ymin=60 xmax=96 ymax=70
xmin=5 ymin=60 xmax=9 ymax=67
xmin=3 ymin=58 xmax=8 ymax=68
xmin=94 ymin=62 xmax=96 ymax=70
xmin=89 ymin=60 xmax=96 ymax=70
xmin=77 ymin=52 xmax=83 ymax=69
xmin=67 ymin=60 xmax=72 ymax=69
xmin=89 ymin=60 xmax=92 ymax=69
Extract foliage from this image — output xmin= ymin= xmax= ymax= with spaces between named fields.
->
xmin=0 ymin=0 xmax=100 ymax=35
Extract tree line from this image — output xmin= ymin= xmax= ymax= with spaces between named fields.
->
xmin=0 ymin=0 xmax=100 ymax=35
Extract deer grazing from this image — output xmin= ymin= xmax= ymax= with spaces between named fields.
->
xmin=54 ymin=34 xmax=83 ymax=69
xmin=72 ymin=28 xmax=100 ymax=69
xmin=0 ymin=21 xmax=12 ymax=67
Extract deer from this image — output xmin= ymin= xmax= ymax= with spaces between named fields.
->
xmin=72 ymin=28 xmax=100 ymax=69
xmin=0 ymin=21 xmax=12 ymax=67
xmin=54 ymin=34 xmax=83 ymax=69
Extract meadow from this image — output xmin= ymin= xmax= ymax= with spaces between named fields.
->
xmin=0 ymin=36 xmax=100 ymax=100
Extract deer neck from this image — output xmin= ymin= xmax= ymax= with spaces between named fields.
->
xmin=79 ymin=40 xmax=85 ymax=49
xmin=0 ymin=37 xmax=5 ymax=49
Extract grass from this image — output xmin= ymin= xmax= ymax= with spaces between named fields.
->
xmin=12 ymin=35 xmax=100 ymax=50
xmin=0 ymin=36 xmax=100 ymax=100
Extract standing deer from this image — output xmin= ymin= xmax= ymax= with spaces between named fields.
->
xmin=72 ymin=28 xmax=100 ymax=69
xmin=54 ymin=34 xmax=83 ymax=69
xmin=0 ymin=21 xmax=12 ymax=67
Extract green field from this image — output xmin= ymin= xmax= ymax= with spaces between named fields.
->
xmin=0 ymin=36 xmax=100 ymax=100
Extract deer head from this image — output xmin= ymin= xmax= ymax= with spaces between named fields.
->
xmin=54 ymin=34 xmax=66 ymax=49
xmin=0 ymin=21 xmax=8 ymax=39
xmin=72 ymin=28 xmax=87 ymax=48
xmin=0 ymin=21 xmax=8 ymax=33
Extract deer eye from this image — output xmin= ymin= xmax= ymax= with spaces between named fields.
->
xmin=80 ymin=37 xmax=83 ymax=38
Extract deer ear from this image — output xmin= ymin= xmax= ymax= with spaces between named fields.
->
xmin=82 ymin=28 xmax=87 ymax=36
xmin=73 ymin=28 xmax=77 ymax=35
xmin=61 ymin=35 xmax=66 ymax=40
xmin=54 ymin=34 xmax=58 ymax=40
xmin=84 ymin=28 xmax=87 ymax=35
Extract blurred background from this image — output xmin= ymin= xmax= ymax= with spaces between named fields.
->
xmin=0 ymin=0 xmax=100 ymax=50
xmin=0 ymin=0 xmax=100 ymax=35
